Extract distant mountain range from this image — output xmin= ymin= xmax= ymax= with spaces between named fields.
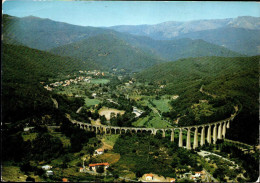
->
xmin=50 ymin=33 xmax=164 ymax=72
xmin=3 ymin=14 xmax=257 ymax=72
xmin=109 ymin=16 xmax=260 ymax=56
xmin=3 ymin=14 xmax=115 ymax=50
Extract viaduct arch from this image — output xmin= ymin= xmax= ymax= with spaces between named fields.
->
xmin=71 ymin=111 xmax=237 ymax=150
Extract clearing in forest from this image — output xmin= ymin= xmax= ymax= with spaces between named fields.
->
xmin=98 ymin=107 xmax=125 ymax=120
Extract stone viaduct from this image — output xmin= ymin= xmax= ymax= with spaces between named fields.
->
xmin=70 ymin=112 xmax=237 ymax=150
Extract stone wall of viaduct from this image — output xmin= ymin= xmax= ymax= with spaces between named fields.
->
xmin=70 ymin=112 xmax=237 ymax=150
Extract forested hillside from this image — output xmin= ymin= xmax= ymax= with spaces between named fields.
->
xmin=3 ymin=14 xmax=115 ymax=50
xmin=50 ymin=33 xmax=164 ymax=72
xmin=50 ymin=32 xmax=242 ymax=72
xmin=2 ymin=43 xmax=98 ymax=123
xmin=137 ymin=56 xmax=259 ymax=144
xmin=117 ymin=34 xmax=242 ymax=60
xmin=4 ymin=14 xmax=242 ymax=68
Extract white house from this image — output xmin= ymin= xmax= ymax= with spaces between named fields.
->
xmin=94 ymin=149 xmax=104 ymax=155
xmin=144 ymin=174 xmax=153 ymax=181
xmin=42 ymin=165 xmax=52 ymax=170
xmin=46 ymin=170 xmax=53 ymax=176
xmin=132 ymin=107 xmax=144 ymax=118
xmin=195 ymin=171 xmax=203 ymax=177
xmin=79 ymin=167 xmax=85 ymax=173
xmin=23 ymin=127 xmax=34 ymax=132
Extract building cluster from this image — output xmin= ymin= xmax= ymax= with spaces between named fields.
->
xmin=80 ymin=162 xmax=110 ymax=173
xmin=42 ymin=165 xmax=53 ymax=176
xmin=94 ymin=148 xmax=104 ymax=156
xmin=178 ymin=171 xmax=205 ymax=182
xmin=85 ymin=70 xmax=105 ymax=76
xmin=125 ymin=80 xmax=133 ymax=86
xmin=42 ymin=70 xmax=107 ymax=91
xmin=41 ymin=164 xmax=69 ymax=181
xmin=142 ymin=171 xmax=204 ymax=182
xmin=89 ymin=163 xmax=110 ymax=172
xmin=143 ymin=173 xmax=176 ymax=182
xmin=132 ymin=106 xmax=144 ymax=118
xmin=80 ymin=148 xmax=109 ymax=173
xmin=43 ymin=76 xmax=92 ymax=91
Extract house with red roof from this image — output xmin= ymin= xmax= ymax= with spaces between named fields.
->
xmin=144 ymin=174 xmax=153 ymax=181
xmin=170 ymin=178 xmax=176 ymax=182
xmin=89 ymin=163 xmax=109 ymax=172
xmin=62 ymin=178 xmax=68 ymax=182
xmin=94 ymin=148 xmax=104 ymax=155
xmin=195 ymin=171 xmax=204 ymax=177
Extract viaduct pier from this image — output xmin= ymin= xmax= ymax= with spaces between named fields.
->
xmin=69 ymin=112 xmax=237 ymax=150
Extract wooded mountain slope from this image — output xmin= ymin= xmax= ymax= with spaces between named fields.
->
xmin=3 ymin=14 xmax=115 ymax=50
xmin=50 ymin=32 xmax=242 ymax=72
xmin=2 ymin=43 xmax=98 ymax=123
xmin=50 ymin=33 xmax=165 ymax=72
xmin=4 ymin=14 xmax=242 ymax=69
xmin=137 ymin=56 xmax=259 ymax=144
xmin=117 ymin=33 xmax=242 ymax=60
xmin=175 ymin=27 xmax=260 ymax=56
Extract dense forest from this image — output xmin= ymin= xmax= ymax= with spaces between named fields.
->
xmin=137 ymin=56 xmax=259 ymax=144
xmin=2 ymin=43 xmax=99 ymax=123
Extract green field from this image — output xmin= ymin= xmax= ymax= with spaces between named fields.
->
xmin=22 ymin=132 xmax=37 ymax=141
xmin=90 ymin=79 xmax=110 ymax=84
xmin=85 ymin=97 xmax=101 ymax=106
xmin=51 ymin=132 xmax=71 ymax=147
xmin=103 ymin=134 xmax=120 ymax=147
xmin=132 ymin=114 xmax=172 ymax=128
xmin=2 ymin=165 xmax=43 ymax=182
xmin=151 ymin=99 xmax=171 ymax=113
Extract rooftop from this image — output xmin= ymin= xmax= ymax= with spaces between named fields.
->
xmin=145 ymin=174 xmax=153 ymax=177
xmin=89 ymin=163 xmax=109 ymax=167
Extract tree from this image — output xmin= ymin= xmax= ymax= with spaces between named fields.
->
xmin=100 ymin=115 xmax=107 ymax=125
xmin=31 ymin=133 xmax=63 ymax=161
xmin=87 ymin=147 xmax=95 ymax=155
xmin=20 ymin=162 xmax=33 ymax=173
xmin=26 ymin=177 xmax=35 ymax=182
xmin=96 ymin=166 xmax=104 ymax=174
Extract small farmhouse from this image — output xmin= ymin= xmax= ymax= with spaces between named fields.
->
xmin=144 ymin=174 xmax=153 ymax=181
xmin=23 ymin=127 xmax=34 ymax=132
xmin=62 ymin=178 xmax=68 ymax=182
xmin=79 ymin=167 xmax=85 ymax=172
xmin=46 ymin=170 xmax=53 ymax=176
xmin=195 ymin=171 xmax=203 ymax=177
xmin=170 ymin=178 xmax=176 ymax=182
xmin=42 ymin=165 xmax=52 ymax=170
xmin=94 ymin=148 xmax=104 ymax=155
xmin=89 ymin=163 xmax=109 ymax=172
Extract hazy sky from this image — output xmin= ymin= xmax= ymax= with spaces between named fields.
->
xmin=3 ymin=1 xmax=260 ymax=27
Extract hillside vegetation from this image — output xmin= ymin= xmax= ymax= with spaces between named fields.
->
xmin=2 ymin=43 xmax=98 ymax=123
xmin=117 ymin=33 xmax=242 ymax=60
xmin=50 ymin=34 xmax=164 ymax=72
xmin=3 ymin=14 xmax=115 ymax=50
xmin=4 ymin=14 xmax=243 ymax=72
xmin=176 ymin=27 xmax=260 ymax=56
xmin=137 ymin=56 xmax=259 ymax=144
